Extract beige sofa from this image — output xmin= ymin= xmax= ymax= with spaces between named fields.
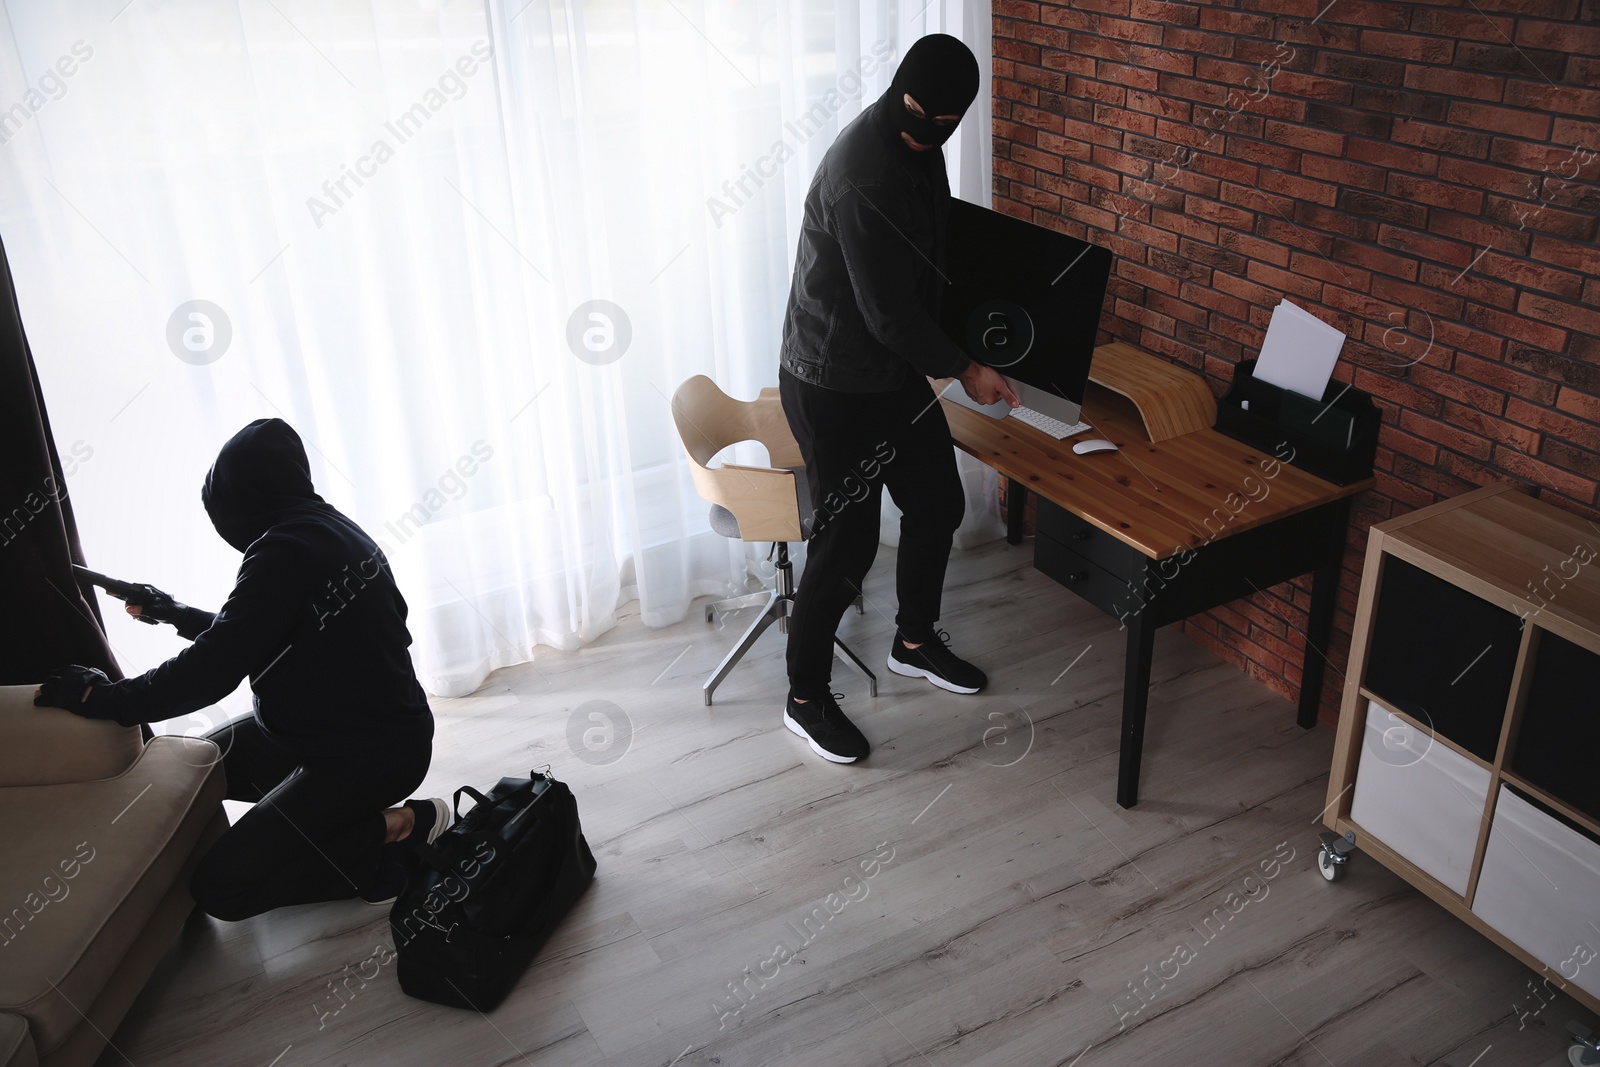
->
xmin=0 ymin=684 xmax=227 ymax=1067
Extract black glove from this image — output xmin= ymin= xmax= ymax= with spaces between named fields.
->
xmin=117 ymin=583 xmax=186 ymax=627
xmin=34 ymin=665 xmax=112 ymax=713
xmin=116 ymin=584 xmax=214 ymax=639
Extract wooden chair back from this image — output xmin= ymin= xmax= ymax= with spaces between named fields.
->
xmin=671 ymin=375 xmax=806 ymax=544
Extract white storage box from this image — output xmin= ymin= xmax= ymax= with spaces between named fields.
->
xmin=1473 ymin=786 xmax=1600 ymax=1001
xmin=1350 ymin=700 xmax=1492 ymax=896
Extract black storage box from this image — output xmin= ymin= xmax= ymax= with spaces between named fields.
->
xmin=1214 ymin=359 xmax=1379 ymax=486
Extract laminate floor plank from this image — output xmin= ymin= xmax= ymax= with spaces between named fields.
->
xmin=96 ymin=538 xmax=1597 ymax=1067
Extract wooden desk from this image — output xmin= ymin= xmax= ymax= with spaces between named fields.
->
xmin=943 ymin=343 xmax=1373 ymax=807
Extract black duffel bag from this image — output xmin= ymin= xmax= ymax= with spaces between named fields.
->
xmin=390 ymin=770 xmax=597 ymax=1010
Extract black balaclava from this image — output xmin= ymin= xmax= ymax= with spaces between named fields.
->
xmin=886 ymin=33 xmax=981 ymax=150
xmin=201 ymin=417 xmax=325 ymax=552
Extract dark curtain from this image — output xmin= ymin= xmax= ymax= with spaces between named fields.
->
xmin=0 ymin=230 xmax=122 ymax=683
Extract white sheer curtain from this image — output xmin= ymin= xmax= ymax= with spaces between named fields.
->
xmin=0 ymin=0 xmax=992 ymax=703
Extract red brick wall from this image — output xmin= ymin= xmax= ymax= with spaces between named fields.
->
xmin=991 ymin=0 xmax=1600 ymax=720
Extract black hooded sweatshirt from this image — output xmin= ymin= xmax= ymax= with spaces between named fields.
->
xmin=80 ymin=419 xmax=433 ymax=762
xmin=779 ymin=33 xmax=982 ymax=394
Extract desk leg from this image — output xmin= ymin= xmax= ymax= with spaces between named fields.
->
xmin=1006 ymin=478 xmax=1026 ymax=546
xmin=1117 ymin=614 xmax=1157 ymax=809
xmin=1299 ymin=553 xmax=1341 ymax=730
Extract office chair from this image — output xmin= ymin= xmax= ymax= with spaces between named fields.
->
xmin=671 ymin=375 xmax=876 ymax=706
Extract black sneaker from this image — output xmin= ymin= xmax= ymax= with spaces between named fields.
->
xmin=405 ymin=797 xmax=452 ymax=847
xmin=784 ymin=692 xmax=870 ymax=764
xmin=888 ymin=630 xmax=987 ymax=694
xmin=361 ymin=856 xmax=408 ymax=905
xmin=363 ymin=798 xmax=451 ymax=905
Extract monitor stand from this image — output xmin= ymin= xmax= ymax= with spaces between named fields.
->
xmin=1086 ymin=342 xmax=1218 ymax=442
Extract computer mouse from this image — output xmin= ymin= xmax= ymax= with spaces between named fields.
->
xmin=1072 ymin=438 xmax=1119 ymax=455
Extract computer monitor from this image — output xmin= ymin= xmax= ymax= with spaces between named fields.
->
xmin=938 ymin=199 xmax=1113 ymax=425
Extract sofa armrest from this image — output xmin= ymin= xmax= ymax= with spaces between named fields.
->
xmin=0 ymin=684 xmax=142 ymax=787
xmin=0 ymin=1013 xmax=36 ymax=1067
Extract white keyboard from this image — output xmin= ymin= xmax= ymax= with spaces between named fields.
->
xmin=1008 ymin=405 xmax=1091 ymax=440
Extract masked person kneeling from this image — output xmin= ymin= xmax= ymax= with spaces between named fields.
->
xmin=34 ymin=419 xmax=449 ymax=919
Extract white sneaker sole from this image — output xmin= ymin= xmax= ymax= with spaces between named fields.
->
xmin=783 ymin=710 xmax=862 ymax=764
xmin=887 ymin=654 xmax=982 ymax=694
xmin=418 ymin=797 xmax=452 ymax=845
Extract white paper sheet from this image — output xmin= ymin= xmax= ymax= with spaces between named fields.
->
xmin=1254 ymin=299 xmax=1346 ymax=400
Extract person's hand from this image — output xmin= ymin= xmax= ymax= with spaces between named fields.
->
xmin=119 ymin=584 xmax=182 ymax=627
xmin=33 ymin=665 xmax=111 ymax=711
xmin=958 ymin=362 xmax=1021 ymax=407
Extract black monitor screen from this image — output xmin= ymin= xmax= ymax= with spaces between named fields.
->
xmin=939 ymin=199 xmax=1113 ymax=406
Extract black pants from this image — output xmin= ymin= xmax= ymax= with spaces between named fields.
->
xmin=190 ymin=715 xmax=430 ymax=921
xmin=780 ymin=368 xmax=965 ymax=700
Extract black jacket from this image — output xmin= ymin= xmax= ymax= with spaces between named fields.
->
xmin=780 ymin=94 xmax=972 ymax=393
xmin=82 ymin=419 xmax=433 ymax=762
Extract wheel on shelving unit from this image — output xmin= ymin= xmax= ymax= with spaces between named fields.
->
xmin=1570 ymin=1022 xmax=1600 ymax=1065
xmin=1317 ymin=845 xmax=1346 ymax=882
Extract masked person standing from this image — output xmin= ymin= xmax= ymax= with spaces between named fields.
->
xmin=778 ymin=34 xmax=1017 ymax=764
xmin=34 ymin=418 xmax=447 ymax=918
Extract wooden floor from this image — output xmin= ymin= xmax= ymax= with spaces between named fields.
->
xmin=101 ymin=538 xmax=1596 ymax=1067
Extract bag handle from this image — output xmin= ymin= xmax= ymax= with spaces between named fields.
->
xmin=403 ymin=787 xmax=497 ymax=874
xmin=453 ymin=785 xmax=493 ymax=822
xmin=411 ymin=780 xmax=545 ymax=870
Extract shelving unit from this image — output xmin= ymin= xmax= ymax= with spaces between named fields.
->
xmin=1324 ymin=485 xmax=1600 ymax=1016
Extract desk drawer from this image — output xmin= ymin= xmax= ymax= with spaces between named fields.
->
xmin=1035 ymin=533 xmax=1138 ymax=619
xmin=1034 ymin=499 xmax=1141 ymax=579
